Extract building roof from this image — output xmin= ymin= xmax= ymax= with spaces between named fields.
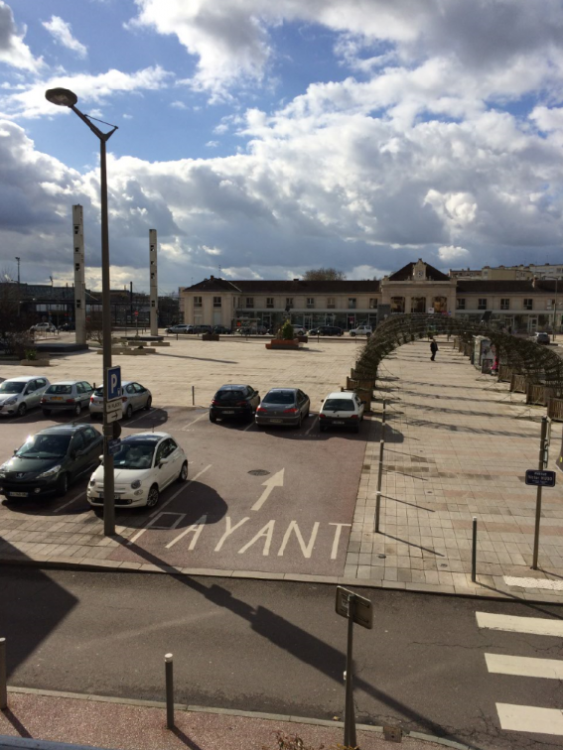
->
xmin=387 ymin=262 xmax=450 ymax=282
xmin=182 ymin=277 xmax=380 ymax=293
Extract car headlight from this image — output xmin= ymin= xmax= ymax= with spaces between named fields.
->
xmin=4 ymin=398 xmax=17 ymax=406
xmin=130 ymin=479 xmax=141 ymax=489
xmin=89 ymin=476 xmax=96 ymax=485
xmin=37 ymin=465 xmax=61 ymax=479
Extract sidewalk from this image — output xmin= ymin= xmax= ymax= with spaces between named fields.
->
xmin=0 ymin=688 xmax=456 ymax=750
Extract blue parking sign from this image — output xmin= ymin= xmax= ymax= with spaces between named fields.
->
xmin=107 ymin=366 xmax=122 ymax=401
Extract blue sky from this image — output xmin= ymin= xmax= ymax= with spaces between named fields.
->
xmin=1 ymin=0 xmax=563 ymax=292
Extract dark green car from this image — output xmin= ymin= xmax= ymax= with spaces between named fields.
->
xmin=0 ymin=424 xmax=103 ymax=500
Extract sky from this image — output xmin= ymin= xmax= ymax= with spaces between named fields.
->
xmin=1 ymin=0 xmax=563 ymax=293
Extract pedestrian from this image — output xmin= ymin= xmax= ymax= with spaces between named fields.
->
xmin=430 ymin=338 xmax=438 ymax=361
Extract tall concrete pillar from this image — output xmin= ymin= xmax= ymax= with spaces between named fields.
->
xmin=72 ymin=205 xmax=86 ymax=345
xmin=149 ymin=228 xmax=158 ymax=335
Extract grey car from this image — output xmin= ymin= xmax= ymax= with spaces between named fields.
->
xmin=41 ymin=380 xmax=94 ymax=417
xmin=89 ymin=380 xmax=152 ymax=420
xmin=0 ymin=376 xmax=51 ymax=417
xmin=255 ymin=388 xmax=310 ymax=428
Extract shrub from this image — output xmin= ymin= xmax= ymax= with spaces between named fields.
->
xmin=281 ymin=320 xmax=294 ymax=340
xmin=24 ymin=348 xmax=37 ymax=361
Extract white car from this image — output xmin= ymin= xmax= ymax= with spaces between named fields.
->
xmin=319 ymin=391 xmax=365 ymax=433
xmin=30 ymin=322 xmax=57 ymax=333
xmin=0 ymin=376 xmax=51 ymax=417
xmin=349 ymin=325 xmax=372 ymax=337
xmin=87 ymin=432 xmax=188 ymax=509
xmin=89 ymin=380 xmax=152 ymax=420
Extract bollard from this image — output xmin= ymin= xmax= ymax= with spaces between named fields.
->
xmin=192 ymin=386 xmax=195 ymax=406
xmin=0 ymin=637 xmax=7 ymax=710
xmin=376 ymin=439 xmax=385 ymax=494
xmin=471 ymin=517 xmax=477 ymax=583
xmin=375 ymin=491 xmax=382 ymax=533
xmin=165 ymin=653 xmax=174 ymax=729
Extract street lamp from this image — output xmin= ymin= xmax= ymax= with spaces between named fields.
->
xmin=45 ymin=87 xmax=118 ymax=536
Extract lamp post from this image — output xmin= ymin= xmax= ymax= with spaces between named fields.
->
xmin=45 ymin=87 xmax=118 ymax=536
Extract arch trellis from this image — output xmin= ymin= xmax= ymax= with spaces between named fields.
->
xmin=354 ymin=314 xmax=563 ymax=397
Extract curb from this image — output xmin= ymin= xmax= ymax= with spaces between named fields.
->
xmin=1 ymin=557 xmax=560 ymax=605
xmin=5 ymin=686 xmax=479 ymax=750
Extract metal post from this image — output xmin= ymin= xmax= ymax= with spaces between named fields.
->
xmin=471 ymin=517 xmax=477 ymax=582
xmin=375 ymin=492 xmax=381 ymax=533
xmin=165 ymin=653 xmax=174 ymax=729
xmin=0 ymin=638 xmax=7 ymax=710
xmin=532 ymin=416 xmax=549 ymax=570
xmin=192 ymin=386 xmax=195 ymax=406
xmin=344 ymin=596 xmax=357 ymax=749
xmin=376 ymin=439 xmax=385 ymax=494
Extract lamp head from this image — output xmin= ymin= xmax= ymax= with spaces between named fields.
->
xmin=45 ymin=88 xmax=78 ymax=107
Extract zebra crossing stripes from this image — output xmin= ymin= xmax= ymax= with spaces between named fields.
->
xmin=476 ymin=611 xmax=563 ymax=637
xmin=485 ymin=653 xmax=563 ymax=680
xmin=496 ymin=705 xmax=563 ymax=736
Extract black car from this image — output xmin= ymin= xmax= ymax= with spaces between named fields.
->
xmin=193 ymin=325 xmax=213 ymax=334
xmin=308 ymin=325 xmax=343 ymax=336
xmin=212 ymin=325 xmax=232 ymax=334
xmin=58 ymin=323 xmax=75 ymax=331
xmin=0 ymin=424 xmax=103 ymax=500
xmin=209 ymin=384 xmax=261 ymax=423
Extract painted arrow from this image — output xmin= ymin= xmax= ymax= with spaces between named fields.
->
xmin=251 ymin=468 xmax=285 ymax=511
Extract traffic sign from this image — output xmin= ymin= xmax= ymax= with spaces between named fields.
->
xmin=106 ymin=408 xmax=121 ymax=424
xmin=108 ymin=439 xmax=121 ymax=456
xmin=525 ymin=470 xmax=556 ymax=487
xmin=335 ymin=587 xmax=372 ymax=629
xmin=106 ymin=366 xmax=121 ymax=401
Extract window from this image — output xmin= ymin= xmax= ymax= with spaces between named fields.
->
xmin=213 ymin=296 xmax=222 ymax=308
xmin=456 ymin=298 xmax=466 ymax=310
xmin=348 ymin=298 xmax=357 ymax=309
xmin=194 ymin=296 xmax=202 ymax=308
xmin=327 ymin=297 xmax=336 ymax=309
xmin=266 ymin=297 xmax=274 ymax=308
xmin=245 ymin=297 xmax=254 ymax=308
xmin=501 ymin=298 xmax=510 ymax=310
xmin=369 ymin=298 xmax=377 ymax=309
xmin=306 ymin=298 xmax=315 ymax=309
xmin=478 ymin=298 xmax=487 ymax=310
xmin=285 ymin=298 xmax=293 ymax=308
xmin=524 ymin=298 xmax=533 ymax=310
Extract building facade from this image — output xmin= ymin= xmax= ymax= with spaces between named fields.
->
xmin=179 ymin=259 xmax=563 ymax=333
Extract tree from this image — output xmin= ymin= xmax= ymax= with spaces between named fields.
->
xmin=0 ymin=278 xmax=35 ymax=358
xmin=302 ymin=268 xmax=346 ymax=281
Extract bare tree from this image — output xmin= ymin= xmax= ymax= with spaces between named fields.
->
xmin=303 ymin=268 xmax=346 ymax=281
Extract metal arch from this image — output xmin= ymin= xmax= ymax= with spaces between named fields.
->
xmin=354 ymin=314 xmax=563 ymax=396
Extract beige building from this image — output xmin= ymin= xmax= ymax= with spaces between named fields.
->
xmin=450 ymin=262 xmax=563 ymax=281
xmin=179 ymin=259 xmax=562 ymax=333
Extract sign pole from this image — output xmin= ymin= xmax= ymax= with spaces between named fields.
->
xmin=532 ymin=416 xmax=549 ymax=570
xmin=344 ymin=595 xmax=357 ymax=749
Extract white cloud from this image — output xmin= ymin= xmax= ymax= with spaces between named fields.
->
xmin=0 ymin=1 xmax=44 ymax=72
xmin=42 ymin=16 xmax=87 ymax=58
xmin=171 ymin=100 xmax=187 ymax=110
xmin=438 ymin=245 xmax=471 ymax=263
xmin=205 ymin=140 xmax=219 ymax=148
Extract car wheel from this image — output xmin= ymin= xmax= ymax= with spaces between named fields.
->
xmin=42 ymin=409 xmax=51 ymax=417
xmin=93 ymin=507 xmax=104 ymax=518
xmin=145 ymin=395 xmax=152 ymax=411
xmin=57 ymin=473 xmax=69 ymax=497
xmin=353 ymin=424 xmax=360 ymax=434
xmin=125 ymin=404 xmax=133 ymax=419
xmin=178 ymin=461 xmax=188 ymax=482
xmin=17 ymin=403 xmax=27 ymax=417
xmin=319 ymin=424 xmax=326 ymax=432
xmin=209 ymin=413 xmax=217 ymax=423
xmin=146 ymin=484 xmax=159 ymax=508
xmin=74 ymin=403 xmax=82 ymax=416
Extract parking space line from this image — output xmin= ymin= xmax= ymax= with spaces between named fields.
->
xmin=182 ymin=412 xmax=209 ymax=431
xmin=151 ymin=464 xmax=212 ymax=516
xmin=305 ymin=415 xmax=318 ymax=435
xmin=243 ymin=421 xmax=255 ymax=432
xmin=166 ymin=514 xmax=207 ymax=549
xmin=55 ymin=491 xmax=87 ymax=513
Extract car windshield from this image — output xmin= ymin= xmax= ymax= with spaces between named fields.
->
xmin=263 ymin=391 xmax=295 ymax=404
xmin=113 ymin=441 xmax=156 ymax=470
xmin=323 ymin=399 xmax=355 ymax=412
xmin=17 ymin=434 xmax=71 ymax=459
xmin=0 ymin=381 xmax=26 ymax=394
xmin=46 ymin=385 xmax=72 ymax=394
xmin=215 ymin=390 xmax=244 ymax=402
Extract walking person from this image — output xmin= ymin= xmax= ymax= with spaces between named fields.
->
xmin=430 ymin=338 xmax=438 ymax=361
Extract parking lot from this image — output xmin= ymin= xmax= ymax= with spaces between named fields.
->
xmin=0 ymin=335 xmax=373 ymax=576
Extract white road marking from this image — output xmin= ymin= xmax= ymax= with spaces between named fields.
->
xmin=496 ymin=704 xmax=563 ymax=735
xmin=55 ymin=491 xmax=86 ymax=513
xmin=151 ymin=464 xmax=212 ymax=516
xmin=329 ymin=522 xmax=351 ymax=559
xmin=128 ymin=512 xmax=185 ymax=545
xmin=485 ymin=653 xmax=563 ymax=680
xmin=166 ymin=514 xmax=207 ymax=550
xmin=504 ymin=576 xmax=563 ymax=591
xmin=305 ymin=415 xmax=318 ymax=435
xmin=251 ymin=468 xmax=284 ymax=511
xmin=278 ymin=521 xmax=319 ymax=558
xmin=181 ymin=412 xmax=209 ymax=431
xmin=243 ymin=421 xmax=255 ymax=432
xmin=476 ymin=612 xmax=563 ymax=637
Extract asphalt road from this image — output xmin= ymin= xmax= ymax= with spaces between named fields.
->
xmin=0 ymin=404 xmax=371 ymax=575
xmin=2 ymin=567 xmax=563 ymax=750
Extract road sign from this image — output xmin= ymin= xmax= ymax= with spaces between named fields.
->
xmin=108 ymin=439 xmax=121 ymax=456
xmin=107 ymin=366 xmax=121 ymax=401
xmin=105 ymin=398 xmax=122 ymax=415
xmin=335 ymin=587 xmax=373 ymax=629
xmin=106 ymin=408 xmax=121 ymax=424
xmin=525 ymin=470 xmax=556 ymax=487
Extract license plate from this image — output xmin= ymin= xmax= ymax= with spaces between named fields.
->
xmin=51 ymin=397 xmax=63 ymax=401
xmin=9 ymin=491 xmax=28 ymax=497
xmin=333 ymin=420 xmax=345 ymax=425
xmin=269 ymin=419 xmax=283 ymax=424
xmin=222 ymin=410 xmax=235 ymax=414
xmin=98 ymin=494 xmax=120 ymax=500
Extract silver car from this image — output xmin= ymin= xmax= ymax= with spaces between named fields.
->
xmin=41 ymin=380 xmax=94 ymax=417
xmin=89 ymin=380 xmax=152 ymax=420
xmin=255 ymin=388 xmax=310 ymax=428
xmin=0 ymin=376 xmax=51 ymax=417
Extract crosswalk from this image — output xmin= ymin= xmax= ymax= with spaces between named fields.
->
xmin=477 ymin=610 xmax=563 ymax=737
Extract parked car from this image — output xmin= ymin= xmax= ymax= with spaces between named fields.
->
xmin=41 ymin=380 xmax=94 ymax=417
xmin=349 ymin=324 xmax=373 ymax=337
xmin=58 ymin=323 xmax=75 ymax=332
xmin=89 ymin=380 xmax=152 ymax=420
xmin=30 ymin=322 xmax=57 ymax=333
xmin=319 ymin=391 xmax=364 ymax=433
xmin=308 ymin=326 xmax=344 ymax=336
xmin=535 ymin=332 xmax=551 ymax=345
xmin=87 ymin=432 xmax=188 ymax=510
xmin=212 ymin=325 xmax=232 ymax=335
xmin=0 ymin=423 xmax=103 ymax=499
xmin=255 ymin=388 xmax=310 ymax=428
xmin=209 ymin=384 xmax=260 ymax=423
xmin=166 ymin=324 xmax=193 ymax=334
xmin=193 ymin=325 xmax=213 ymax=334
xmin=0 ymin=375 xmax=50 ymax=417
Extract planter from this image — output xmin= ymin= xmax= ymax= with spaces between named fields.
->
xmin=265 ymin=339 xmax=301 ymax=350
xmin=201 ymin=333 xmax=220 ymax=341
xmin=296 ymin=335 xmax=308 ymax=343
xmin=20 ymin=358 xmax=50 ymax=367
xmin=346 ymin=376 xmax=374 ymax=393
xmin=548 ymin=398 xmax=563 ymax=421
